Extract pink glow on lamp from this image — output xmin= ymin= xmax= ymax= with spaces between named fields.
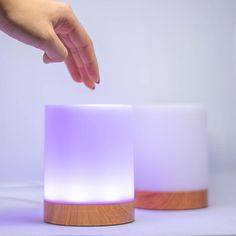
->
xmin=44 ymin=104 xmax=134 ymax=226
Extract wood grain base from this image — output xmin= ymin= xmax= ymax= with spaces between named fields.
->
xmin=135 ymin=189 xmax=208 ymax=210
xmin=44 ymin=200 xmax=134 ymax=226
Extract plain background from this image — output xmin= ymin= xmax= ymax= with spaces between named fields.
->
xmin=0 ymin=0 xmax=236 ymax=184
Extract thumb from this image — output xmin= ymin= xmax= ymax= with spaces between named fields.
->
xmin=43 ymin=31 xmax=68 ymax=64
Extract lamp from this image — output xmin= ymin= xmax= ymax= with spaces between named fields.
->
xmin=134 ymin=104 xmax=208 ymax=210
xmin=44 ymin=104 xmax=134 ymax=226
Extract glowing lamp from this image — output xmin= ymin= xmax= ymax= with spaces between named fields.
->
xmin=134 ymin=104 xmax=208 ymax=210
xmin=44 ymin=105 xmax=134 ymax=226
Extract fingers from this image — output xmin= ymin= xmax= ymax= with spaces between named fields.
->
xmin=76 ymin=42 xmax=100 ymax=84
xmin=59 ymin=33 xmax=96 ymax=90
xmin=42 ymin=30 xmax=68 ymax=63
xmin=67 ymin=18 xmax=100 ymax=84
xmin=48 ymin=2 xmax=100 ymax=89
xmin=64 ymin=50 xmax=83 ymax=83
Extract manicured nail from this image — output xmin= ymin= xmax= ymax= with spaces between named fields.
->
xmin=95 ymin=76 xmax=100 ymax=84
xmin=43 ymin=59 xmax=51 ymax=64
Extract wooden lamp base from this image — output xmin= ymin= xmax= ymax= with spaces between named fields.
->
xmin=44 ymin=200 xmax=134 ymax=226
xmin=135 ymin=189 xmax=208 ymax=210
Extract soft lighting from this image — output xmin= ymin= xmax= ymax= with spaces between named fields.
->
xmin=134 ymin=104 xmax=208 ymax=210
xmin=44 ymin=104 xmax=134 ymax=226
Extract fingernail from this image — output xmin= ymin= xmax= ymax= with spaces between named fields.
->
xmin=91 ymin=86 xmax=95 ymax=90
xmin=96 ymin=76 xmax=100 ymax=84
xmin=43 ymin=58 xmax=50 ymax=64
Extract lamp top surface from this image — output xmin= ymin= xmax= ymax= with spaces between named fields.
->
xmin=45 ymin=104 xmax=132 ymax=108
xmin=134 ymin=103 xmax=206 ymax=109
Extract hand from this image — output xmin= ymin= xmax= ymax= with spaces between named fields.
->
xmin=0 ymin=0 xmax=100 ymax=90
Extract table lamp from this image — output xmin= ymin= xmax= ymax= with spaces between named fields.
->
xmin=44 ymin=104 xmax=134 ymax=226
xmin=134 ymin=104 xmax=208 ymax=210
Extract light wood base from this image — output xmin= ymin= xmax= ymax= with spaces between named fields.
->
xmin=44 ymin=200 xmax=134 ymax=226
xmin=135 ymin=189 xmax=208 ymax=210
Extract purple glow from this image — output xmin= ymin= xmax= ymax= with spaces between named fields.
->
xmin=44 ymin=105 xmax=134 ymax=203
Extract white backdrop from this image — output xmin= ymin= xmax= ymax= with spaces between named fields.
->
xmin=0 ymin=0 xmax=236 ymax=184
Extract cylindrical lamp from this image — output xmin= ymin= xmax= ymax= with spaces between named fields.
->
xmin=44 ymin=105 xmax=134 ymax=226
xmin=134 ymin=104 xmax=208 ymax=210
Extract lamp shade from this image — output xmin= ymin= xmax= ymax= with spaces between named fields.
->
xmin=44 ymin=105 xmax=134 ymax=226
xmin=134 ymin=104 xmax=208 ymax=210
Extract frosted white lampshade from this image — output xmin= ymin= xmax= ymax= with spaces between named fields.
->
xmin=134 ymin=104 xmax=208 ymax=210
xmin=44 ymin=104 xmax=134 ymax=226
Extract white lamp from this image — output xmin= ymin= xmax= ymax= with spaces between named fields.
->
xmin=134 ymin=104 xmax=208 ymax=210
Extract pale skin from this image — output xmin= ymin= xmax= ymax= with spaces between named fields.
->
xmin=0 ymin=0 xmax=100 ymax=90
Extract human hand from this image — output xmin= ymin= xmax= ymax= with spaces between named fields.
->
xmin=0 ymin=0 xmax=100 ymax=90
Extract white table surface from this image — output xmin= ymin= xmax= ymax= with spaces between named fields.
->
xmin=0 ymin=171 xmax=236 ymax=236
